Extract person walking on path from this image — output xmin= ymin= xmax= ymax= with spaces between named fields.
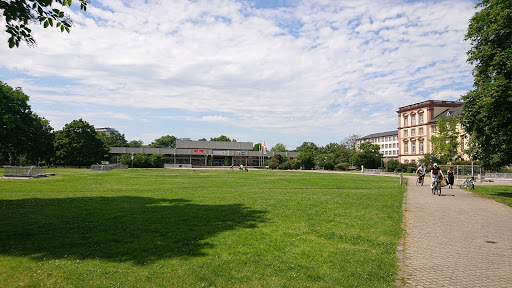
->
xmin=447 ymin=166 xmax=455 ymax=189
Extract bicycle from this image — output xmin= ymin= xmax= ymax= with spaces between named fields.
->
xmin=460 ymin=176 xmax=475 ymax=190
xmin=416 ymin=173 xmax=425 ymax=186
xmin=432 ymin=176 xmax=442 ymax=196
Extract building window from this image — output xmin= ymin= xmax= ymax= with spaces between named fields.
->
xmin=411 ymin=115 xmax=416 ymax=125
xmin=420 ymin=141 xmax=424 ymax=153
xmin=419 ymin=127 xmax=423 ymax=135
xmin=404 ymin=116 xmax=408 ymax=126
xmin=419 ymin=114 xmax=424 ymax=123
xmin=404 ymin=160 xmax=409 ymax=164
xmin=412 ymin=142 xmax=416 ymax=153
xmin=404 ymin=130 xmax=408 ymax=136
xmin=432 ymin=125 xmax=436 ymax=132
xmin=404 ymin=142 xmax=408 ymax=153
xmin=411 ymin=129 xmax=415 ymax=136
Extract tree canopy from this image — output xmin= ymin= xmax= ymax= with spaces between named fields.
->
xmin=351 ymin=141 xmax=381 ymax=169
xmin=97 ymin=131 xmax=128 ymax=148
xmin=210 ymin=135 xmax=236 ymax=142
xmin=54 ymin=119 xmax=108 ymax=166
xmin=128 ymin=140 xmax=144 ymax=148
xmin=0 ymin=81 xmax=54 ymax=165
xmin=150 ymin=135 xmax=177 ymax=148
xmin=271 ymin=143 xmax=287 ymax=152
xmin=429 ymin=114 xmax=462 ymax=164
xmin=461 ymin=0 xmax=512 ymax=170
xmin=0 ymin=0 xmax=89 ymax=48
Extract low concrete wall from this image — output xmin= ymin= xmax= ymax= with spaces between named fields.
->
xmin=164 ymin=164 xmax=193 ymax=169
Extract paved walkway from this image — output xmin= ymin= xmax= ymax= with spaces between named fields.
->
xmin=401 ymin=177 xmax=512 ymax=287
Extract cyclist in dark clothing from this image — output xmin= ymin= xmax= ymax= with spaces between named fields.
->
xmin=430 ymin=163 xmax=445 ymax=188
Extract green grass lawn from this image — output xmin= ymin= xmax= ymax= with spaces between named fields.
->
xmin=0 ymin=168 xmax=404 ymax=287
xmin=470 ymin=185 xmax=512 ymax=208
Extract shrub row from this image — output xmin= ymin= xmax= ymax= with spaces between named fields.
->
xmin=119 ymin=153 xmax=165 ymax=168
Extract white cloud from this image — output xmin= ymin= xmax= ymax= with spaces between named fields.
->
xmin=0 ymin=0 xmax=476 ymax=146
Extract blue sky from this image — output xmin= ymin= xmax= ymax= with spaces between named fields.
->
xmin=0 ymin=0 xmax=476 ymax=150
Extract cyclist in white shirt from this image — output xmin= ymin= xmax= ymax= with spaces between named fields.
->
xmin=416 ymin=164 xmax=426 ymax=185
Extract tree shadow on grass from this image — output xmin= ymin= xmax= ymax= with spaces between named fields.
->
xmin=0 ymin=197 xmax=267 ymax=264
xmin=491 ymin=192 xmax=512 ymax=198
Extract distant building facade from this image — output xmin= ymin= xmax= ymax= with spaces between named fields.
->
xmin=95 ymin=127 xmax=119 ymax=135
xmin=356 ymin=131 xmax=399 ymax=161
xmin=397 ymin=100 xmax=466 ymax=164
xmin=110 ymin=139 xmax=299 ymax=167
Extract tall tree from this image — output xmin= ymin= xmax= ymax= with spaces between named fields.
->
xmin=295 ymin=142 xmax=319 ymax=170
xmin=295 ymin=142 xmax=318 ymax=153
xmin=271 ymin=143 xmax=287 ymax=152
xmin=97 ymin=132 xmax=128 ymax=147
xmin=461 ymin=0 xmax=512 ymax=170
xmin=429 ymin=114 xmax=461 ymax=164
xmin=351 ymin=141 xmax=381 ymax=169
xmin=27 ymin=115 xmax=55 ymax=165
xmin=210 ymin=135 xmax=236 ymax=142
xmin=128 ymin=140 xmax=144 ymax=148
xmin=54 ymin=119 xmax=108 ymax=166
xmin=0 ymin=82 xmax=29 ymax=164
xmin=0 ymin=0 xmax=88 ymax=48
xmin=0 ymin=81 xmax=55 ymax=165
xmin=150 ymin=135 xmax=177 ymax=148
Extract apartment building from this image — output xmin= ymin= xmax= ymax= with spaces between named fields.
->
xmin=397 ymin=100 xmax=463 ymax=164
xmin=356 ymin=130 xmax=399 ymax=160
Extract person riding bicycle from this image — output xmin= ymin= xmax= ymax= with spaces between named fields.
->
xmin=416 ymin=164 xmax=426 ymax=184
xmin=430 ymin=163 xmax=445 ymax=189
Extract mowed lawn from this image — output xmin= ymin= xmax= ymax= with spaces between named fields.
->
xmin=471 ymin=185 xmax=512 ymax=208
xmin=0 ymin=168 xmax=405 ymax=287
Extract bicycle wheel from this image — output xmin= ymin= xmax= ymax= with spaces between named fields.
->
xmin=416 ymin=178 xmax=420 ymax=186
xmin=437 ymin=186 xmax=442 ymax=196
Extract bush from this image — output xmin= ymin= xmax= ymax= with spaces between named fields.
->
xmin=289 ymin=159 xmax=301 ymax=170
xmin=269 ymin=158 xmax=280 ymax=169
xmin=406 ymin=166 xmax=417 ymax=173
xmin=385 ymin=159 xmax=400 ymax=172
xmin=335 ymin=163 xmax=350 ymax=171
xmin=279 ymin=161 xmax=291 ymax=170
xmin=150 ymin=154 xmax=165 ymax=168
xmin=119 ymin=153 xmax=165 ymax=168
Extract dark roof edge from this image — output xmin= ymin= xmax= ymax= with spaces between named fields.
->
xmin=357 ymin=130 xmax=398 ymax=140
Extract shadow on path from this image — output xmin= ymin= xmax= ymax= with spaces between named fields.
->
xmin=0 ymin=197 xmax=267 ymax=264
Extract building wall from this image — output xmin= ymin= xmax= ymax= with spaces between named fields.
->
xmin=397 ymin=100 xmax=463 ymax=164
xmin=356 ymin=133 xmax=399 ymax=160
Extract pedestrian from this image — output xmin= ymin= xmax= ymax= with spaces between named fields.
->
xmin=447 ymin=166 xmax=455 ymax=189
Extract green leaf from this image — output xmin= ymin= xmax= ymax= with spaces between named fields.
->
xmin=43 ymin=21 xmax=49 ymax=28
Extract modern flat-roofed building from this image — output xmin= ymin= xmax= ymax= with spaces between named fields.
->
xmin=95 ymin=127 xmax=119 ymax=135
xmin=110 ymin=139 xmax=299 ymax=168
xmin=397 ymin=100 xmax=465 ymax=164
xmin=356 ymin=130 xmax=399 ymax=161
